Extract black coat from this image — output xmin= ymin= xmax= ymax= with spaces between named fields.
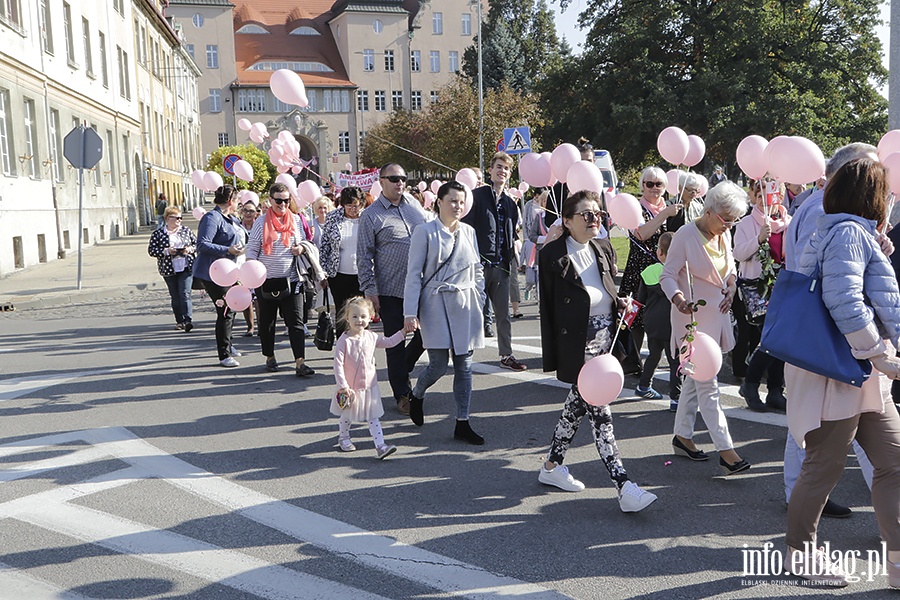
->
xmin=539 ymin=235 xmax=619 ymax=383
xmin=462 ymin=185 xmax=519 ymax=266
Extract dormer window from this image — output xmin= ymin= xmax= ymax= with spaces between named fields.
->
xmin=289 ymin=26 xmax=320 ymax=36
xmin=237 ymin=24 xmax=269 ymax=34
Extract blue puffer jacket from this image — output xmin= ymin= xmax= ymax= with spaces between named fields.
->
xmin=798 ymin=213 xmax=900 ymax=345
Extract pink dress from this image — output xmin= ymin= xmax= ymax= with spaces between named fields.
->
xmin=331 ymin=329 xmax=405 ymax=421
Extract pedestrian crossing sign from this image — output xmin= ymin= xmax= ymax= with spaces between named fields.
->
xmin=503 ymin=127 xmax=532 ymax=155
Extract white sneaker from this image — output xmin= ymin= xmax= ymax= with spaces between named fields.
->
xmin=339 ymin=438 xmax=356 ymax=452
xmin=220 ymin=357 xmax=240 ymax=368
xmin=376 ymin=444 xmax=397 ymax=460
xmin=784 ymin=545 xmax=849 ymax=586
xmin=538 ymin=465 xmax=585 ymax=492
xmin=618 ymin=481 xmax=657 ymax=513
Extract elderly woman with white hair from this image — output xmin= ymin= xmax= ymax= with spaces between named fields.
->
xmin=618 ymin=166 xmax=685 ymax=391
xmin=660 ymin=181 xmax=752 ymax=475
xmin=666 ymin=171 xmax=706 ymax=231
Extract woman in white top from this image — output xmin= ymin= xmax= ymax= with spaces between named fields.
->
xmin=320 ymin=187 xmax=365 ymax=337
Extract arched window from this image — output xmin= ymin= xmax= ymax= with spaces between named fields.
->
xmin=236 ymin=24 xmax=269 ymax=34
xmin=289 ymin=26 xmax=320 ymax=36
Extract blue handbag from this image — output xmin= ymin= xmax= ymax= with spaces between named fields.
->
xmin=758 ymin=268 xmax=871 ymax=387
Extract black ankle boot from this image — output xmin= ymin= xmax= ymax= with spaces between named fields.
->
xmin=766 ymin=388 xmax=787 ymax=412
xmin=409 ymin=393 xmax=424 ymax=426
xmin=739 ymin=382 xmax=767 ymax=412
xmin=454 ymin=420 xmax=484 ymax=445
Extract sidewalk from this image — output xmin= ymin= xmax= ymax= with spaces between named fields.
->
xmin=0 ymin=215 xmax=202 ymax=312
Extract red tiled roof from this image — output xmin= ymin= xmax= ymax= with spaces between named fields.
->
xmin=232 ymin=1 xmax=353 ymax=88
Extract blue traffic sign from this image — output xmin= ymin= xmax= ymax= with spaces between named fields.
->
xmin=502 ymin=127 xmax=531 ymax=155
xmin=223 ymin=153 xmax=242 ymax=175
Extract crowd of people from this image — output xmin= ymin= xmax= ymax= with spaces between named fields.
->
xmin=148 ymin=145 xmax=900 ymax=589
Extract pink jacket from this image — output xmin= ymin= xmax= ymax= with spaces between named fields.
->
xmin=660 ymin=222 xmax=737 ymax=355
xmin=333 ymin=329 xmax=405 ymax=391
xmin=733 ymin=207 xmax=790 ymax=280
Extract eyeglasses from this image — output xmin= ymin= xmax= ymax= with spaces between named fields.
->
xmin=712 ymin=212 xmax=738 ymax=228
xmin=344 ymin=203 xmax=361 ymax=209
xmin=576 ymin=210 xmax=602 ymax=224
xmin=271 ymin=197 xmax=291 ymax=205
xmin=242 ymin=208 xmax=258 ymax=214
xmin=167 ymin=216 xmax=182 ymax=220
xmin=382 ymin=175 xmax=407 ymax=183
xmin=644 ymin=181 xmax=665 ymax=188
xmin=684 ymin=187 xmax=700 ymax=195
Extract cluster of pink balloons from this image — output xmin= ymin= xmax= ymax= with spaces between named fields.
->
xmin=657 ymin=127 xmax=706 ymax=166
xmin=238 ymin=119 xmax=270 ymax=145
xmin=736 ymin=135 xmax=825 ymax=184
xmin=877 ymin=130 xmax=900 ymax=194
xmin=208 ymin=259 xmax=268 ymax=311
xmin=190 ymin=169 xmax=224 ymax=193
xmin=518 ymin=152 xmax=555 ymax=187
xmin=236 ymin=189 xmax=260 ymax=206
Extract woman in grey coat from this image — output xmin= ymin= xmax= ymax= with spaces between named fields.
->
xmin=404 ymin=181 xmax=486 ymax=444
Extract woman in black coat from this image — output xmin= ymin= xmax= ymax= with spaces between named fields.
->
xmin=536 ymin=191 xmax=657 ymax=513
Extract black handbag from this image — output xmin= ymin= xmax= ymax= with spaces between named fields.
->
xmin=314 ymin=287 xmax=336 ymax=351
xmin=258 ymin=277 xmax=291 ymax=300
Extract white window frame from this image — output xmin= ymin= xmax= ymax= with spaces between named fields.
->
xmin=449 ymin=51 xmax=459 ymax=73
xmin=338 ymin=131 xmax=350 ymax=154
xmin=23 ymin=98 xmax=39 ymax=180
xmin=411 ymin=91 xmax=422 ymax=111
xmin=430 ymin=51 xmax=440 ymax=73
xmin=357 ymin=90 xmax=368 ymax=112
xmin=209 ymin=89 xmax=221 ymax=113
xmin=433 ymin=12 xmax=443 ymax=35
xmin=374 ymin=90 xmax=385 ymax=112
xmin=49 ymin=108 xmax=62 ymax=182
xmin=462 ymin=13 xmax=471 ymax=36
xmin=391 ymin=90 xmax=402 ymax=110
xmin=363 ymin=49 xmax=374 ymax=72
xmin=206 ymin=44 xmax=218 ymax=69
xmin=410 ymin=50 xmax=420 ymax=73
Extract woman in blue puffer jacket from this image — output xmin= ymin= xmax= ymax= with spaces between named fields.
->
xmin=784 ymin=158 xmax=900 ymax=587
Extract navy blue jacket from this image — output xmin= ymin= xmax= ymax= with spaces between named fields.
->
xmin=462 ymin=185 xmax=519 ymax=267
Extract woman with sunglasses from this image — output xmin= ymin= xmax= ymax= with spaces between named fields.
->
xmin=618 ymin=167 xmax=683 ymax=392
xmin=661 ymin=181 xmax=751 ymax=475
xmin=148 ymin=205 xmax=197 ymax=331
xmin=246 ymin=182 xmax=318 ymax=377
xmin=536 ymin=190 xmax=657 ymax=512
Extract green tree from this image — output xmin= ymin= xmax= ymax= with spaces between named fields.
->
xmin=360 ymin=109 xmax=429 ymax=173
xmin=205 ymin=144 xmax=275 ymax=193
xmin=463 ymin=0 xmax=564 ymax=93
xmin=542 ymin=0 xmax=887 ymax=174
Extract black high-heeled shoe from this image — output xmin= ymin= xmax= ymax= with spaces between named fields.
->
xmin=719 ymin=456 xmax=751 ymax=476
xmin=454 ymin=420 xmax=484 ymax=445
xmin=672 ymin=436 xmax=709 ymax=461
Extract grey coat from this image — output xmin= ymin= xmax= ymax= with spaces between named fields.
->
xmin=404 ymin=219 xmax=485 ymax=355
xmin=798 ymin=213 xmax=900 ymax=344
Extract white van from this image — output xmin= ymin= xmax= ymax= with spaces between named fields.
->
xmin=593 ymin=149 xmax=620 ymax=195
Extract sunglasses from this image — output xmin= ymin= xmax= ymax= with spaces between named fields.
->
xmin=167 ymin=216 xmax=183 ymax=220
xmin=644 ymin=181 xmax=665 ymax=188
xmin=382 ymin=175 xmax=408 ymax=183
xmin=271 ymin=197 xmax=291 ymax=205
xmin=576 ymin=210 xmax=603 ymax=224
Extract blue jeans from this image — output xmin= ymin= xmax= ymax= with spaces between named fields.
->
xmin=412 ymin=350 xmax=473 ymax=420
xmin=163 ymin=270 xmax=193 ymax=325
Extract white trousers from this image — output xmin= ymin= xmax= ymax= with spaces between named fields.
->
xmin=783 ymin=433 xmax=874 ymax=502
xmin=673 ymin=376 xmax=735 ymax=451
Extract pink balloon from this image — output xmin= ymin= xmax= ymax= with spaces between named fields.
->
xmin=609 ymin=193 xmax=643 ymax=230
xmin=225 ymin=285 xmax=253 ymax=311
xmin=238 ymin=260 xmax=267 ymax=289
xmin=423 ymin=190 xmax=435 ymax=209
xmin=461 ymin=183 xmax=473 ymax=218
xmin=666 ymin=169 xmax=684 ymax=196
xmin=430 ymin=180 xmax=440 ymax=194
xmin=276 ymin=165 xmax=289 ymax=174
xmin=736 ymin=135 xmax=769 ymax=180
xmin=249 ymin=129 xmax=265 ymax=144
xmin=883 ymin=152 xmax=900 ymax=195
xmin=507 ymin=188 xmax=522 ymax=199
xmin=370 ymin=180 xmax=382 ymax=197
xmin=518 ymin=153 xmax=553 ymax=187
xmin=550 ymin=143 xmax=581 ymax=182
xmin=277 ymin=130 xmax=294 ymax=142
xmin=772 ymin=137 xmax=825 ymax=185
xmin=191 ymin=169 xmax=205 ymax=189
xmin=695 ymin=174 xmax=709 ymax=197
xmin=577 ymin=355 xmax=624 ymax=406
xmin=684 ymin=135 xmax=706 ymax=167
xmin=566 ymin=161 xmax=604 ymax=194
xmin=203 ymin=171 xmax=223 ymax=192
xmin=687 ymin=331 xmax=722 ymax=382
xmin=518 ymin=181 xmax=529 ymax=193
xmin=237 ymin=118 xmax=252 ymax=132
xmin=275 ymin=173 xmax=297 ymax=194
xmin=657 ymin=126 xmax=690 ymax=165
xmin=345 ymin=162 xmax=353 ymax=171
xmin=762 ymin=136 xmax=791 ymax=176
xmin=455 ymin=168 xmax=478 ymax=189
xmin=269 ymin=69 xmax=309 ymax=107
xmin=297 ymin=180 xmax=321 ymax=205
xmin=191 ymin=206 xmax=206 ymax=220
xmin=233 ymin=159 xmax=254 ymax=182
xmin=209 ymin=258 xmax=239 ymax=287
xmin=242 ymin=191 xmax=259 ymax=205
xmin=878 ymin=130 xmax=900 ymax=161
xmin=417 ymin=181 xmax=427 ymax=192
xmin=291 ymin=166 xmax=302 ymax=174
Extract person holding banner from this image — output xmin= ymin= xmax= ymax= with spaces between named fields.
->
xmin=660 ymin=182 xmax=751 ymax=475
xmin=536 ymin=190 xmax=657 ymax=512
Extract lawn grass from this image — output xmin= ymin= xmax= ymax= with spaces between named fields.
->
xmin=610 ymin=235 xmax=630 ymax=273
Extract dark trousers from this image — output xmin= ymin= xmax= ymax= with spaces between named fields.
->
xmin=258 ymin=285 xmax=306 ymax=360
xmin=744 ymin=349 xmax=785 ymax=388
xmin=483 ymin=264 xmax=512 ymax=356
xmin=163 ymin=270 xmax=193 ymax=325
xmin=201 ymin=279 xmax=236 ymax=360
xmin=328 ymin=273 xmax=361 ymax=337
xmin=731 ymin=296 xmax=759 ymax=378
xmin=639 ymin=335 xmax=680 ymax=397
xmin=378 ymin=295 xmax=424 ymax=399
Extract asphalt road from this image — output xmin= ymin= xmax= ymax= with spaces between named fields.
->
xmin=0 ymin=289 xmax=890 ymax=599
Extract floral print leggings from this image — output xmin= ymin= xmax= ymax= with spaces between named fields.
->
xmin=546 ymin=313 xmax=629 ymax=490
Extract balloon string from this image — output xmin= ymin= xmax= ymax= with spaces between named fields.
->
xmin=610 ymin=296 xmax=629 ymax=350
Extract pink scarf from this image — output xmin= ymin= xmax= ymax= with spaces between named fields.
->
xmin=640 ymin=196 xmax=666 ymax=218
